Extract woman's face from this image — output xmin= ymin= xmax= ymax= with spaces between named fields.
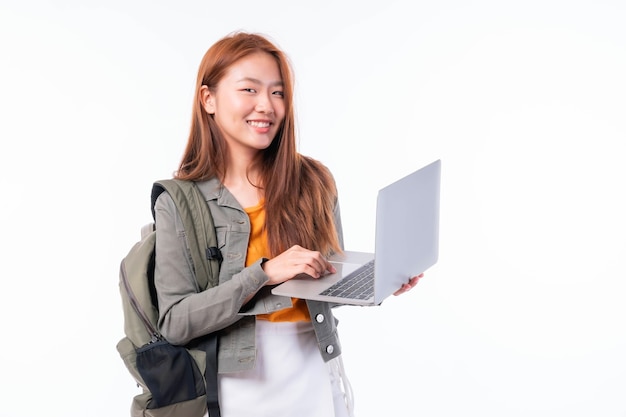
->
xmin=203 ymin=52 xmax=286 ymax=157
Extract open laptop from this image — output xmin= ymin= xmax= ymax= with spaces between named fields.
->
xmin=271 ymin=159 xmax=441 ymax=306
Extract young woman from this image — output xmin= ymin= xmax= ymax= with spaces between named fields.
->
xmin=153 ymin=31 xmax=422 ymax=417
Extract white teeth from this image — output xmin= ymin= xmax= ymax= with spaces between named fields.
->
xmin=248 ymin=121 xmax=270 ymax=128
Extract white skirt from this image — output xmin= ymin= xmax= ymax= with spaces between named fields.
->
xmin=205 ymin=319 xmax=352 ymax=417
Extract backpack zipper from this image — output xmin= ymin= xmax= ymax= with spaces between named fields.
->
xmin=120 ymin=261 xmax=162 ymax=344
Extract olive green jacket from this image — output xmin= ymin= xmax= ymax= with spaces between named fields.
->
xmin=154 ymin=177 xmax=344 ymax=373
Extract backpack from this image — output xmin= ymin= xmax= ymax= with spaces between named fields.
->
xmin=116 ymin=179 xmax=222 ymax=417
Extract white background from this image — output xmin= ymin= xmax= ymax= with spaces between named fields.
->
xmin=1 ymin=0 xmax=625 ymax=416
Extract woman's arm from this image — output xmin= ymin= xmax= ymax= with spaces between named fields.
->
xmin=153 ymin=192 xmax=268 ymax=345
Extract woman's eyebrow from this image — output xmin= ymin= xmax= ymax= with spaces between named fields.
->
xmin=236 ymin=77 xmax=283 ymax=87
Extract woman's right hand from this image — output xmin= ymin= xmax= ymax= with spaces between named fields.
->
xmin=261 ymin=245 xmax=336 ymax=286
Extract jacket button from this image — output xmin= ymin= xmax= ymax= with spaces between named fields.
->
xmin=315 ymin=314 xmax=325 ymax=323
xmin=326 ymin=345 xmax=334 ymax=354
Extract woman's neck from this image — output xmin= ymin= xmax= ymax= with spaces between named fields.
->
xmin=223 ymin=156 xmax=263 ymax=209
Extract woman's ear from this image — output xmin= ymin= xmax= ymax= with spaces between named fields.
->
xmin=200 ymin=85 xmax=215 ymax=114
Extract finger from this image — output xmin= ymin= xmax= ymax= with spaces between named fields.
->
xmin=298 ymin=255 xmax=322 ymax=278
xmin=393 ymin=283 xmax=410 ymax=296
xmin=287 ymin=248 xmax=319 ymax=272
xmin=300 ymin=257 xmax=327 ymax=278
xmin=288 ymin=246 xmax=334 ymax=277
xmin=410 ymin=273 xmax=425 ymax=285
xmin=393 ymin=275 xmax=422 ymax=296
xmin=307 ymin=252 xmax=335 ymax=276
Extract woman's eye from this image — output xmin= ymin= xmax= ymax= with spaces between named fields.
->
xmin=273 ymin=91 xmax=284 ymax=97
xmin=243 ymin=88 xmax=256 ymax=93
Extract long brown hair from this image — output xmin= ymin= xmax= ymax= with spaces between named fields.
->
xmin=176 ymin=31 xmax=341 ymax=257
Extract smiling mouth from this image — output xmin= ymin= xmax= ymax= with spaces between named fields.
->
xmin=248 ymin=121 xmax=271 ymax=128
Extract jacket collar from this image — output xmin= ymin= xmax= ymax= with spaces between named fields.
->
xmin=195 ymin=177 xmax=243 ymax=210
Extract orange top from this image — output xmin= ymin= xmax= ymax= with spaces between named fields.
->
xmin=244 ymin=201 xmax=310 ymax=322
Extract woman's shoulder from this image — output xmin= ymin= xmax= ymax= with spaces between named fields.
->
xmin=194 ymin=176 xmax=222 ymax=201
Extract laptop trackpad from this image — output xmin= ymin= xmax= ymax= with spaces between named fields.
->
xmin=274 ymin=262 xmax=363 ymax=295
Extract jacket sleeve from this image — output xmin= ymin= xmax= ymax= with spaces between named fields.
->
xmin=153 ymin=192 xmax=269 ymax=345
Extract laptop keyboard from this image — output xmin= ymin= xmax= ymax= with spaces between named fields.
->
xmin=320 ymin=260 xmax=375 ymax=300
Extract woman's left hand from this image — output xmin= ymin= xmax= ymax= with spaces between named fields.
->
xmin=393 ymin=273 xmax=424 ymax=296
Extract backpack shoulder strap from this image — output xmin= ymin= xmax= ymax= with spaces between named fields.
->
xmin=150 ymin=179 xmax=222 ymax=416
xmin=151 ymin=179 xmax=220 ymax=291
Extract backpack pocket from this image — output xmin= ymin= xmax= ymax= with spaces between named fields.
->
xmin=136 ymin=340 xmax=206 ymax=409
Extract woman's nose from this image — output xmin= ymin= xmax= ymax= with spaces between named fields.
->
xmin=255 ymin=93 xmax=274 ymax=114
